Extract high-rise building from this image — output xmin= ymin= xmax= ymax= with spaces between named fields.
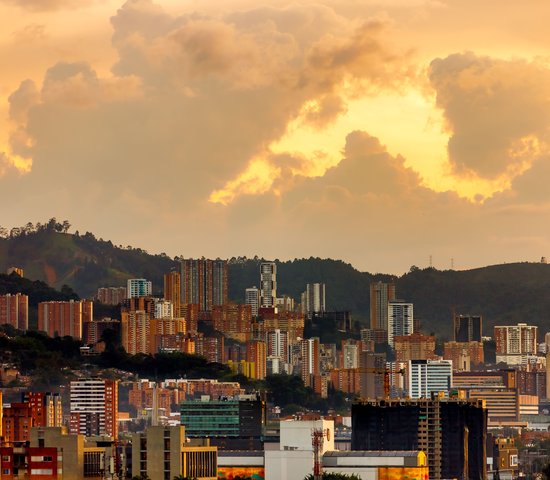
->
xmin=83 ymin=317 xmax=121 ymax=346
xmin=245 ymin=287 xmax=260 ymax=317
xmin=394 ymin=333 xmax=437 ymax=362
xmin=153 ymin=299 xmax=173 ymax=319
xmin=246 ymin=340 xmax=267 ymax=380
xmin=387 ymin=300 xmax=413 ymax=347
xmin=38 ymin=300 xmax=93 ymax=340
xmin=3 ymin=392 xmax=63 ymax=444
xmin=341 ymin=340 xmax=360 ymax=369
xmin=96 ymin=287 xmax=127 ymax=305
xmin=23 ymin=392 xmax=63 ymax=427
xmin=69 ymin=379 xmax=118 ymax=438
xmin=267 ymin=329 xmax=289 ymax=363
xmin=163 ymin=271 xmax=181 ymax=315
xmin=0 ymin=293 xmax=28 ymax=330
xmin=300 ymin=337 xmax=320 ymax=387
xmin=260 ymin=262 xmax=277 ymax=308
xmin=180 ymin=259 xmax=228 ymax=312
xmin=495 ymin=323 xmax=538 ymax=355
xmin=212 ymin=304 xmax=253 ymax=342
xmin=127 ymin=279 xmax=152 ymax=298
xmin=352 ymin=397 xmax=487 ymax=480
xmin=121 ymin=310 xmax=150 ymax=355
xmin=454 ymin=314 xmax=482 ymax=342
xmin=369 ymin=281 xmax=396 ymax=331
xmin=408 ymin=359 xmax=453 ymax=398
xmin=443 ymin=341 xmax=484 ymax=371
xmin=304 ymin=283 xmax=326 ymax=315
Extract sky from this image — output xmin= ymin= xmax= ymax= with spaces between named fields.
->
xmin=1 ymin=0 xmax=550 ymax=274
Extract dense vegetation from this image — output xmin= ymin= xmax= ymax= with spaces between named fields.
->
xmin=2 ymin=220 xmax=550 ymax=339
xmin=0 ymin=325 xmax=349 ymax=414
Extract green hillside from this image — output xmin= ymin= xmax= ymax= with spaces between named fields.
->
xmin=2 ymin=220 xmax=550 ymax=341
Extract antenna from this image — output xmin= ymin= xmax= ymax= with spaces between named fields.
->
xmin=451 ymin=258 xmax=454 ymax=270
xmin=429 ymin=255 xmax=433 ymax=268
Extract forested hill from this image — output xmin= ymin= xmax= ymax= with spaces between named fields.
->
xmin=1 ymin=220 xmax=550 ymax=340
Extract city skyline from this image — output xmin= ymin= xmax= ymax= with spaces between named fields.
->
xmin=1 ymin=0 xmax=550 ymax=274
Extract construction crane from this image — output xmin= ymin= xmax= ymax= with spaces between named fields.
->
xmin=356 ymin=367 xmax=405 ymax=398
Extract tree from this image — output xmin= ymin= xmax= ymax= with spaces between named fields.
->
xmin=62 ymin=220 xmax=71 ymax=233
xmin=132 ymin=474 xmax=150 ymax=480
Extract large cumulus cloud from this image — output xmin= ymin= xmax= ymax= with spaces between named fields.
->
xmin=430 ymin=52 xmax=550 ymax=180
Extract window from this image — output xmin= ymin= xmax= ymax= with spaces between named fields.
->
xmin=2 ymin=456 xmax=10 ymax=462
xmin=3 ymin=469 xmax=10 ymax=475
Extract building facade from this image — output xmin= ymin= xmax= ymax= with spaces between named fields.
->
xmin=38 ymin=300 xmax=92 ymax=340
xmin=369 ymin=281 xmax=396 ymax=330
xmin=0 ymin=293 xmax=28 ymax=330
xmin=387 ymin=300 xmax=414 ymax=347
xmin=127 ymin=279 xmax=152 ymax=298
xmin=408 ymin=359 xmax=453 ymax=398
xmin=454 ymin=314 xmax=482 ymax=342
xmin=69 ymin=379 xmax=118 ymax=438
xmin=260 ymin=262 xmax=277 ymax=308
xmin=180 ymin=259 xmax=228 ymax=312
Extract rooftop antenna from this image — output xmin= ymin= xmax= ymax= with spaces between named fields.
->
xmin=451 ymin=258 xmax=454 ymax=270
xmin=429 ymin=255 xmax=433 ymax=268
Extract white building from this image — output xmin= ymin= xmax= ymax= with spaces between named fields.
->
xmin=408 ymin=359 xmax=453 ymax=398
xmin=304 ymin=283 xmax=326 ymax=314
xmin=267 ymin=329 xmax=289 ymax=363
xmin=245 ymin=286 xmax=260 ymax=317
xmin=388 ymin=300 xmax=414 ymax=347
xmin=342 ymin=343 xmax=359 ymax=369
xmin=127 ymin=278 xmax=152 ymax=298
xmin=260 ymin=263 xmax=277 ymax=308
xmin=69 ymin=378 xmax=118 ymax=438
xmin=154 ymin=299 xmax=173 ymax=319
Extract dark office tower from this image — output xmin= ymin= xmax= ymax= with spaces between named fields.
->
xmin=369 ymin=281 xmax=396 ymax=330
xmin=180 ymin=258 xmax=228 ymax=312
xmin=454 ymin=314 xmax=483 ymax=342
xmin=352 ymin=397 xmax=487 ymax=480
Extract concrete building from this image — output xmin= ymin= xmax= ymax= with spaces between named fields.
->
xmin=69 ymin=379 xmax=118 ymax=438
xmin=387 ymin=300 xmax=414 ymax=347
xmin=454 ymin=314 xmax=483 ymax=342
xmin=408 ymin=359 xmax=453 ymax=398
xmin=180 ymin=394 xmax=265 ymax=450
xmin=394 ymin=333 xmax=437 ymax=362
xmin=96 ymin=286 xmax=127 ymax=305
xmin=267 ymin=329 xmax=289 ymax=364
xmin=180 ymin=258 xmax=228 ymax=312
xmin=212 ymin=303 xmax=252 ymax=342
xmin=0 ymin=293 xmax=28 ymax=330
xmin=127 ymin=278 xmax=152 ymax=298
xmin=304 ymin=283 xmax=326 ymax=315
xmin=300 ymin=337 xmax=320 ymax=388
xmin=246 ymin=340 xmax=267 ymax=380
xmin=495 ymin=323 xmax=538 ymax=355
xmin=369 ymin=281 xmax=396 ymax=331
xmin=38 ymin=300 xmax=93 ymax=340
xmin=163 ymin=270 xmax=181 ymax=315
xmin=121 ymin=310 xmax=150 ymax=355
xmin=260 ymin=262 xmax=277 ymax=308
xmin=352 ymin=397 xmax=487 ymax=480
xmin=132 ymin=426 xmax=217 ymax=480
xmin=443 ymin=341 xmax=484 ymax=371
xmin=245 ymin=286 xmax=260 ymax=317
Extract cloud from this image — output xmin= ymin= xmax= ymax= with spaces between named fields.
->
xmin=429 ymin=52 xmax=550 ymax=180
xmin=2 ymin=0 xmax=94 ymax=11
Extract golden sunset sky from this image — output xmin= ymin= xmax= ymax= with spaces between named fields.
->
xmin=1 ymin=0 xmax=550 ymax=273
